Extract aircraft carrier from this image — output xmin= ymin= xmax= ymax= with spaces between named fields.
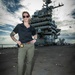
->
xmin=31 ymin=0 xmax=64 ymax=45
xmin=0 ymin=0 xmax=75 ymax=75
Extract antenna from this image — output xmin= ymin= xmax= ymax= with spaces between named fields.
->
xmin=42 ymin=0 xmax=52 ymax=9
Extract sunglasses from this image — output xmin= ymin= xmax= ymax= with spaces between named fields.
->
xmin=23 ymin=15 xmax=29 ymax=18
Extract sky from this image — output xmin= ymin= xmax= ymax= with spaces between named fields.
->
xmin=52 ymin=0 xmax=75 ymax=43
xmin=0 ymin=0 xmax=75 ymax=44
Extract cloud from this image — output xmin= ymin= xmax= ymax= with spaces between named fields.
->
xmin=2 ymin=0 xmax=23 ymax=13
xmin=52 ymin=0 xmax=75 ymax=43
xmin=0 ymin=24 xmax=14 ymax=30
xmin=52 ymin=0 xmax=75 ymax=21
xmin=0 ymin=24 xmax=15 ymax=36
xmin=0 ymin=34 xmax=18 ymax=44
xmin=71 ymin=9 xmax=75 ymax=19
xmin=0 ymin=0 xmax=27 ymax=26
xmin=0 ymin=0 xmax=43 ymax=26
xmin=0 ymin=36 xmax=16 ymax=44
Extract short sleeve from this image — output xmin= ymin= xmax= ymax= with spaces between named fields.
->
xmin=31 ymin=26 xmax=36 ymax=36
xmin=13 ymin=24 xmax=18 ymax=33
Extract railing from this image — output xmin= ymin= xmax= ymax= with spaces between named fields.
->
xmin=0 ymin=44 xmax=17 ymax=48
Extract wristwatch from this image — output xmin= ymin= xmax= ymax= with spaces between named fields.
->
xmin=20 ymin=44 xmax=24 ymax=48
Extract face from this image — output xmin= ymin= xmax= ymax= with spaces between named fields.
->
xmin=22 ymin=13 xmax=30 ymax=22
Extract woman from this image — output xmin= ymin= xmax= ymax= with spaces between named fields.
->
xmin=10 ymin=11 xmax=37 ymax=75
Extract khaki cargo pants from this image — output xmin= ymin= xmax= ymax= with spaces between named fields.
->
xmin=17 ymin=43 xmax=35 ymax=75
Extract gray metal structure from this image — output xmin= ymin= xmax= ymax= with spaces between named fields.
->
xmin=31 ymin=0 xmax=64 ymax=45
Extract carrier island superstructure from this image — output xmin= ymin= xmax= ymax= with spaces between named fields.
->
xmin=31 ymin=0 xmax=64 ymax=45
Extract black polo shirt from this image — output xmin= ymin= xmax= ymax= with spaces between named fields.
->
xmin=13 ymin=23 xmax=36 ymax=43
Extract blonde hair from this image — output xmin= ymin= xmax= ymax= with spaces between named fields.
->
xmin=22 ymin=11 xmax=30 ymax=17
xmin=22 ymin=11 xmax=31 ymax=24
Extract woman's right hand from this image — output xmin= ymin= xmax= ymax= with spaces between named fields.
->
xmin=16 ymin=40 xmax=22 ymax=46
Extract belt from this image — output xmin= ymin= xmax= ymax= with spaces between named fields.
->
xmin=20 ymin=42 xmax=31 ymax=48
xmin=26 ymin=41 xmax=31 ymax=44
xmin=21 ymin=41 xmax=31 ymax=44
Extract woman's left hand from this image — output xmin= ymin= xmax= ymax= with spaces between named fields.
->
xmin=30 ymin=39 xmax=36 ymax=44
